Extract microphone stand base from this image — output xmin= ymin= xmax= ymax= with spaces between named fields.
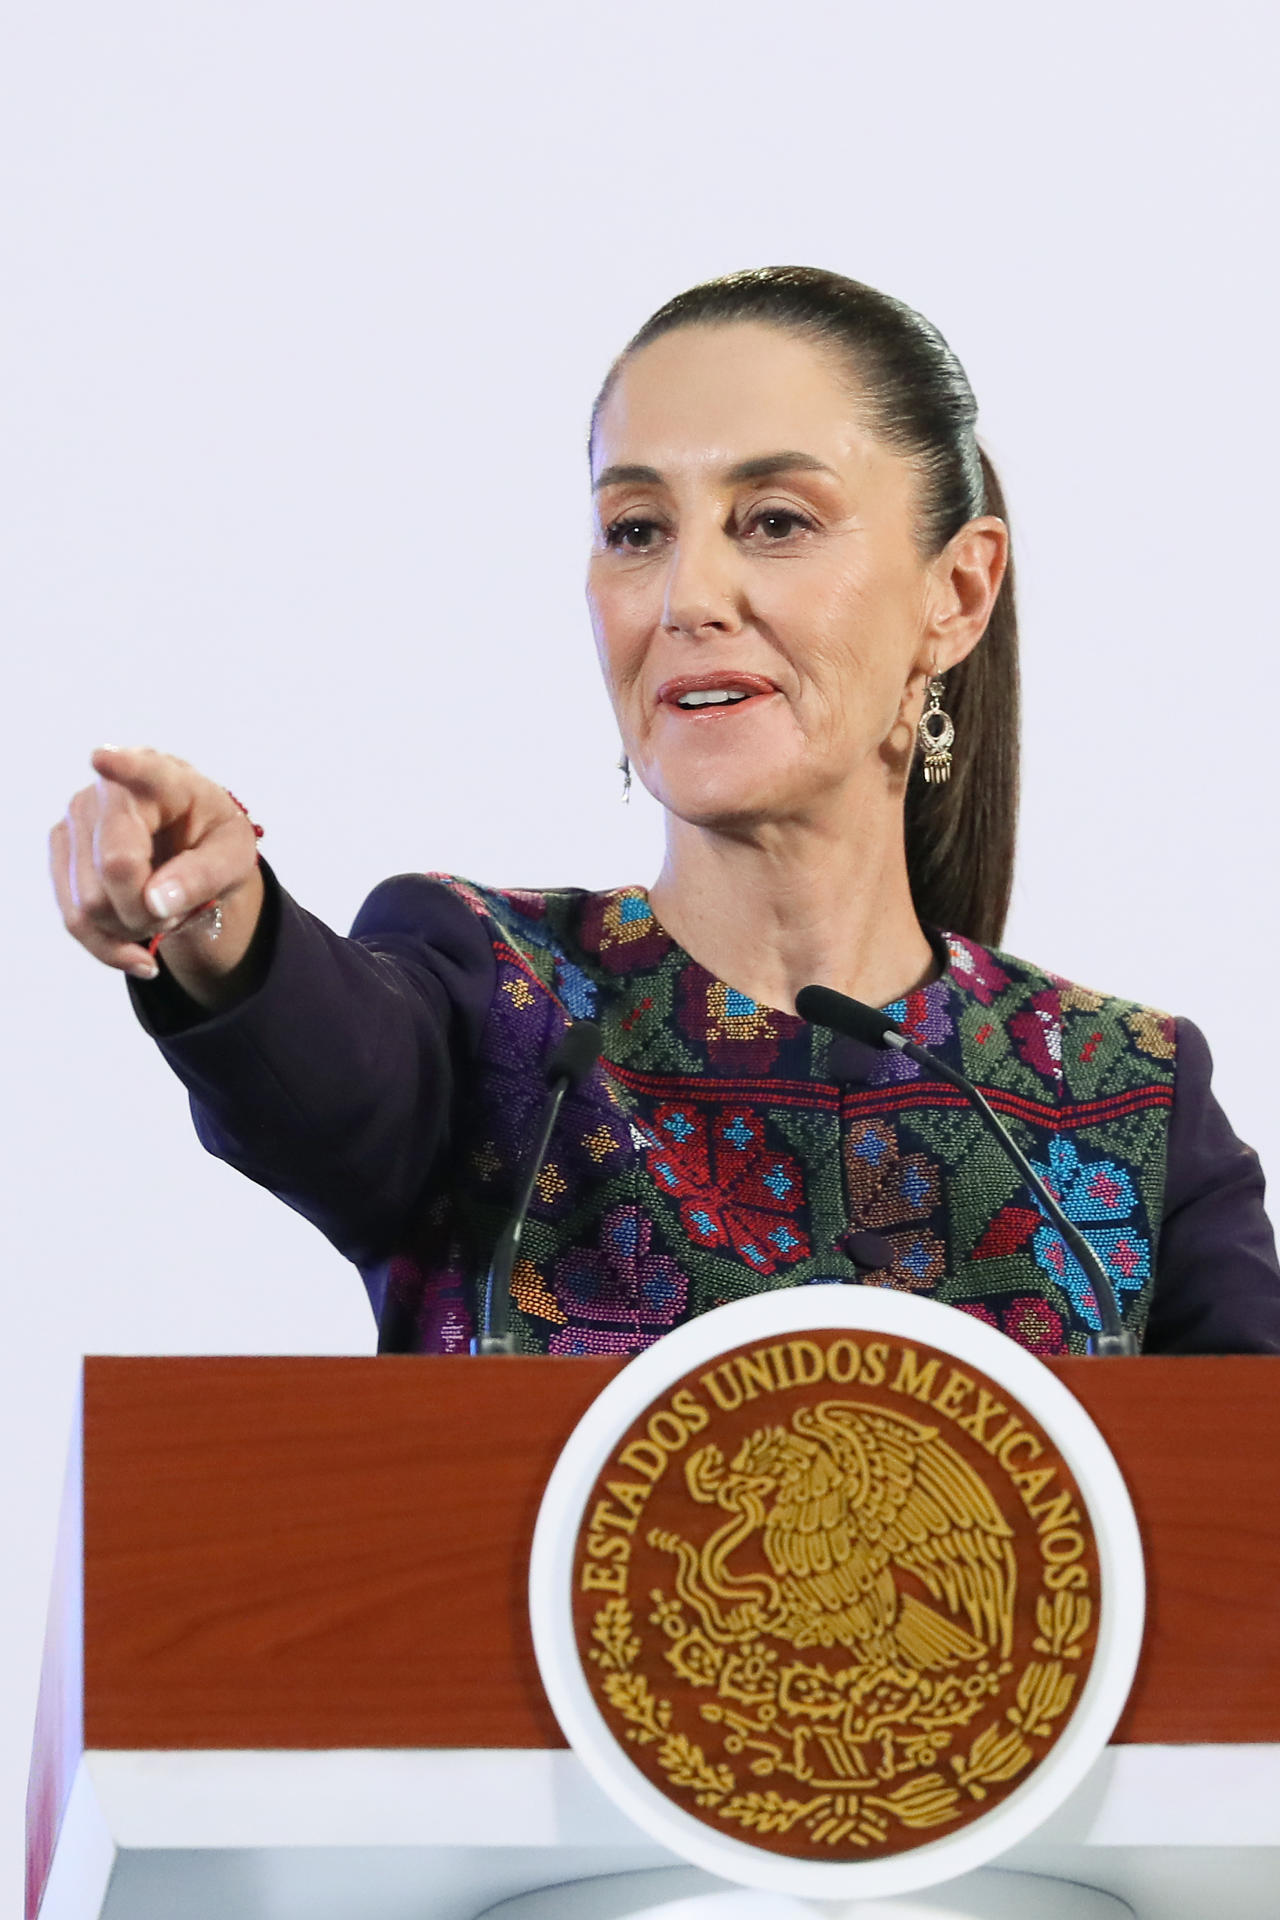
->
xmin=1087 ymin=1332 xmax=1140 ymax=1357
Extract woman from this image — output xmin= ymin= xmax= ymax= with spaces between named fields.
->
xmin=49 ymin=267 xmax=1280 ymax=1357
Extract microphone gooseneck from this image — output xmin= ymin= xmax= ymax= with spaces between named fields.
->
xmin=795 ymin=984 xmax=1139 ymax=1357
xmin=475 ymin=1019 xmax=603 ymax=1356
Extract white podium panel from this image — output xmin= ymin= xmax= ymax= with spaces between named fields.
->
xmin=39 ymin=1745 xmax=1280 ymax=1920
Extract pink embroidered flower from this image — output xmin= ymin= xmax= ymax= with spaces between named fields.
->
xmin=945 ymin=935 xmax=1011 ymax=1007
xmin=956 ymin=1302 xmax=999 ymax=1329
xmin=1008 ymin=987 xmax=1064 ymax=1083
xmin=955 ymin=1296 xmax=1066 ymax=1355
xmin=548 ymin=1204 xmax=689 ymax=1353
xmin=1001 ymin=1296 xmax=1067 ymax=1354
xmin=578 ymin=889 xmax=671 ymax=974
xmin=384 ymin=1250 xmax=472 ymax=1355
xmin=494 ymin=888 xmax=548 ymax=921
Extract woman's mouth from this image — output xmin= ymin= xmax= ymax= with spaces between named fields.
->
xmin=656 ymin=673 xmax=779 ymax=713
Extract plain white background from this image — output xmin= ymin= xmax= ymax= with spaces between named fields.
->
xmin=3 ymin=4 xmax=1276 ymax=1910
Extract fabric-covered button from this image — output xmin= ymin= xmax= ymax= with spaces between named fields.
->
xmin=842 ymin=1229 xmax=894 ymax=1271
xmin=825 ymin=1034 xmax=880 ymax=1085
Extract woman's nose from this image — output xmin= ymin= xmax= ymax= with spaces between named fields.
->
xmin=661 ymin=528 xmax=744 ymax=638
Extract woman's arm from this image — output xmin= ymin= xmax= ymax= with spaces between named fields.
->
xmin=51 ymin=746 xmax=496 ymax=1262
xmin=1144 ymin=1018 xmax=1280 ymax=1353
xmin=129 ymin=866 xmax=496 ymax=1266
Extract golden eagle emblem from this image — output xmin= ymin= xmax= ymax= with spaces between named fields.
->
xmin=574 ymin=1341 xmax=1099 ymax=1860
xmin=658 ymin=1399 xmax=1016 ymax=1677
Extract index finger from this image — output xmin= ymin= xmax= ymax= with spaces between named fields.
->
xmin=89 ymin=745 xmax=192 ymax=817
xmin=93 ymin=777 xmax=162 ymax=932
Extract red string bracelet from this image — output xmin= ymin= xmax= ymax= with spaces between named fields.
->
xmin=226 ymin=792 xmax=265 ymax=839
xmin=147 ymin=792 xmax=264 ymax=957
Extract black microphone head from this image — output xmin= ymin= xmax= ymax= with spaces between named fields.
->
xmin=794 ymin=984 xmax=901 ymax=1051
xmin=546 ymin=1019 xmax=603 ymax=1091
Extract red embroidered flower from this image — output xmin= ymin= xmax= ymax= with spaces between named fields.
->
xmin=972 ymin=1205 xmax=1042 ymax=1260
xmin=645 ymin=1104 xmax=809 ymax=1275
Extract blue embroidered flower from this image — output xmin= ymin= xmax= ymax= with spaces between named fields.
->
xmin=1028 ymin=1138 xmax=1150 ymax=1328
xmin=554 ymin=956 xmax=598 ymax=1020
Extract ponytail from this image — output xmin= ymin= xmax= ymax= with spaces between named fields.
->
xmin=905 ymin=447 xmax=1019 ymax=946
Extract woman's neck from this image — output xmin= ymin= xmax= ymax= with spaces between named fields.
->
xmin=647 ymin=803 xmax=936 ymax=1017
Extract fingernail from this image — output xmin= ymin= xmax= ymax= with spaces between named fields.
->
xmin=129 ymin=961 xmax=160 ymax=982
xmin=146 ymin=879 xmax=186 ymax=918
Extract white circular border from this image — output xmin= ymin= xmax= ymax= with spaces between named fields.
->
xmin=530 ymin=1289 xmax=1144 ymax=1901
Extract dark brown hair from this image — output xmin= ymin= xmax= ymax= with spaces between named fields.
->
xmin=593 ymin=266 xmax=1019 ymax=947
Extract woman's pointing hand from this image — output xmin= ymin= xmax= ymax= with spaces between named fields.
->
xmin=50 ymin=747 xmax=266 ymax=1007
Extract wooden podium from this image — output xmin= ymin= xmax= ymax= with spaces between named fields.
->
xmin=26 ymin=1356 xmax=1280 ymax=1920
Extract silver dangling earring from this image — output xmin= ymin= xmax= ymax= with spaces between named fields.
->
xmin=618 ymin=752 xmax=632 ymax=803
xmin=917 ymin=675 xmax=955 ymax=785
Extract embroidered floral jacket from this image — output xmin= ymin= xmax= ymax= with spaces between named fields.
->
xmin=137 ymin=867 xmax=1280 ymax=1359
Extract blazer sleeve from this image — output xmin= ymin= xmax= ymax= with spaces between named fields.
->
xmin=129 ymin=863 xmax=496 ymax=1265
xmin=1144 ymin=1017 xmax=1280 ymax=1353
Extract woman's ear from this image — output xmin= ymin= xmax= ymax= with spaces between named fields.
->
xmin=923 ymin=516 xmax=1008 ymax=673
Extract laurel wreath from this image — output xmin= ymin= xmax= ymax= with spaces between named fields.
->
xmin=586 ymin=1576 xmax=1092 ymax=1844
xmin=1034 ymin=1589 xmax=1094 ymax=1661
xmin=949 ymin=1589 xmax=1091 ymax=1799
xmin=592 ymin=1594 xmax=967 ymax=1849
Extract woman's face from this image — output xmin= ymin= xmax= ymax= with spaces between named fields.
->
xmin=587 ymin=322 xmax=1000 ymax=831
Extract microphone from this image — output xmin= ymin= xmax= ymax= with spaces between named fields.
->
xmin=475 ymin=1019 xmax=603 ymax=1356
xmin=795 ymin=984 xmax=1138 ymax=1356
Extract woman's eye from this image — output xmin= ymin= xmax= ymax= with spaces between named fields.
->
xmin=604 ymin=517 xmax=665 ymax=552
xmin=746 ymin=509 xmax=812 ymax=542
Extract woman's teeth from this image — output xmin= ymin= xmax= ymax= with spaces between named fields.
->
xmin=675 ymin=689 xmax=751 ymax=709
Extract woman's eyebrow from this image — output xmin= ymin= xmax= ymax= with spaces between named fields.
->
xmin=593 ymin=451 xmax=836 ymax=492
xmin=724 ymin=451 xmax=837 ymax=482
xmin=593 ymin=463 xmax=663 ymax=491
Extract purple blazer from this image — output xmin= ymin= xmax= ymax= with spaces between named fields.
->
xmin=133 ymin=865 xmax=1280 ymax=1356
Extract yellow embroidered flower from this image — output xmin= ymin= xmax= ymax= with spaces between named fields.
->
xmin=1124 ymin=1007 xmax=1175 ymax=1061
